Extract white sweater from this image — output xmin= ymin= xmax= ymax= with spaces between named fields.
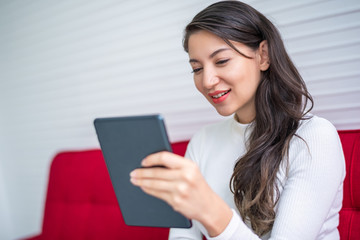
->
xmin=169 ymin=115 xmax=345 ymax=240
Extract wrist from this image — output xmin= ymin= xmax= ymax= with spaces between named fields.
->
xmin=199 ymin=194 xmax=233 ymax=237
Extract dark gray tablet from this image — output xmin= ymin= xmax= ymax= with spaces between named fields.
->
xmin=94 ymin=114 xmax=192 ymax=228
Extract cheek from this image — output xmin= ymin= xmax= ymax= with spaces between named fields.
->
xmin=251 ymin=71 xmax=262 ymax=90
xmin=243 ymin=75 xmax=260 ymax=96
xmin=245 ymin=74 xmax=261 ymax=100
xmin=231 ymin=67 xmax=261 ymax=98
xmin=239 ymin=64 xmax=261 ymax=87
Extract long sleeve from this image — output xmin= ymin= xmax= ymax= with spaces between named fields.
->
xmin=169 ymin=224 xmax=203 ymax=240
xmin=269 ymin=117 xmax=345 ymax=239
xmin=207 ymin=209 xmax=260 ymax=240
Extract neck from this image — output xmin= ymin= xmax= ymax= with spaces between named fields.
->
xmin=235 ymin=113 xmax=255 ymax=124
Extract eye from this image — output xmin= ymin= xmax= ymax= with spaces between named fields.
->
xmin=191 ymin=67 xmax=203 ymax=74
xmin=216 ymin=59 xmax=229 ymax=65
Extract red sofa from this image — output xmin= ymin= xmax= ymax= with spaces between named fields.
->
xmin=338 ymin=130 xmax=360 ymax=239
xmin=24 ymin=130 xmax=359 ymax=240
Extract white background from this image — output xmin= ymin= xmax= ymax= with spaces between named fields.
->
xmin=0 ymin=0 xmax=359 ymax=239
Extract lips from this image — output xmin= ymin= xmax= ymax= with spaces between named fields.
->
xmin=208 ymin=89 xmax=231 ymax=103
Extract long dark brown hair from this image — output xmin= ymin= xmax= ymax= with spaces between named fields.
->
xmin=183 ymin=1 xmax=313 ymax=236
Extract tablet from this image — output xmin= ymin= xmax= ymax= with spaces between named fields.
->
xmin=94 ymin=114 xmax=192 ymax=228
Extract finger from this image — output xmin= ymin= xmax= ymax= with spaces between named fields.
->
xmin=130 ymin=167 xmax=180 ymax=181
xmin=130 ymin=177 xmax=174 ymax=193
xmin=142 ymin=151 xmax=189 ymax=169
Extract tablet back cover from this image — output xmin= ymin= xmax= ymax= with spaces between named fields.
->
xmin=94 ymin=115 xmax=191 ymax=228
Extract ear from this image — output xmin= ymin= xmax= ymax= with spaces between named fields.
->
xmin=258 ymin=40 xmax=270 ymax=71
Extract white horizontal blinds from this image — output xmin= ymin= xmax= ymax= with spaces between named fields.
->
xmin=0 ymin=0 xmax=359 ymax=239
xmin=0 ymin=1 xmax=220 ymax=238
xmin=253 ymin=0 xmax=360 ymax=130
xmin=0 ymin=0 xmax=222 ymax=146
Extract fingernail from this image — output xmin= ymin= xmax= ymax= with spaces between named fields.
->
xmin=130 ymin=171 xmax=136 ymax=177
xmin=130 ymin=177 xmax=137 ymax=184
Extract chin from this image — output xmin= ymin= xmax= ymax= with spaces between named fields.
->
xmin=215 ymin=108 xmax=235 ymax=117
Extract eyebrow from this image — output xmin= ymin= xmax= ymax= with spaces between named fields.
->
xmin=189 ymin=47 xmax=231 ymax=63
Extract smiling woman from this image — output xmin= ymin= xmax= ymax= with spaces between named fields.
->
xmin=130 ymin=1 xmax=346 ymax=240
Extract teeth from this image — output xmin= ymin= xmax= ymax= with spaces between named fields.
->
xmin=212 ymin=90 xmax=230 ymax=99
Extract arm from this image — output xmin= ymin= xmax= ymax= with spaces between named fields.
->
xmin=269 ymin=119 xmax=345 ymax=239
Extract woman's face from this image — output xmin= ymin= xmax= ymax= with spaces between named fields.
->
xmin=187 ymin=30 xmax=269 ymax=124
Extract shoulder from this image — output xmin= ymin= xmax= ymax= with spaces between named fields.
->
xmin=289 ymin=114 xmax=345 ymax=176
xmin=295 ymin=114 xmax=340 ymax=145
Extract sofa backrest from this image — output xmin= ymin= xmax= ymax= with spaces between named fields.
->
xmin=338 ymin=129 xmax=360 ymax=240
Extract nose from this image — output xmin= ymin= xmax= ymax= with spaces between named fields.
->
xmin=202 ymin=66 xmax=220 ymax=90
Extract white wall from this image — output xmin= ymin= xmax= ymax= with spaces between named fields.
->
xmin=0 ymin=145 xmax=12 ymax=240
xmin=0 ymin=0 xmax=359 ymax=239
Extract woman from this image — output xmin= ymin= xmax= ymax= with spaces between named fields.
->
xmin=130 ymin=1 xmax=345 ymax=239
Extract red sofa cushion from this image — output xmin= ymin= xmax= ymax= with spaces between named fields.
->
xmin=338 ymin=130 xmax=360 ymax=240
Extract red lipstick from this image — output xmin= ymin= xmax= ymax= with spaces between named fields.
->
xmin=208 ymin=90 xmax=231 ymax=104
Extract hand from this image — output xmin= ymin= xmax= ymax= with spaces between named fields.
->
xmin=130 ymin=151 xmax=233 ymax=237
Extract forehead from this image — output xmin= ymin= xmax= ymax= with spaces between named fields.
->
xmin=187 ymin=30 xmax=228 ymax=56
xmin=187 ymin=30 xmax=252 ymax=59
